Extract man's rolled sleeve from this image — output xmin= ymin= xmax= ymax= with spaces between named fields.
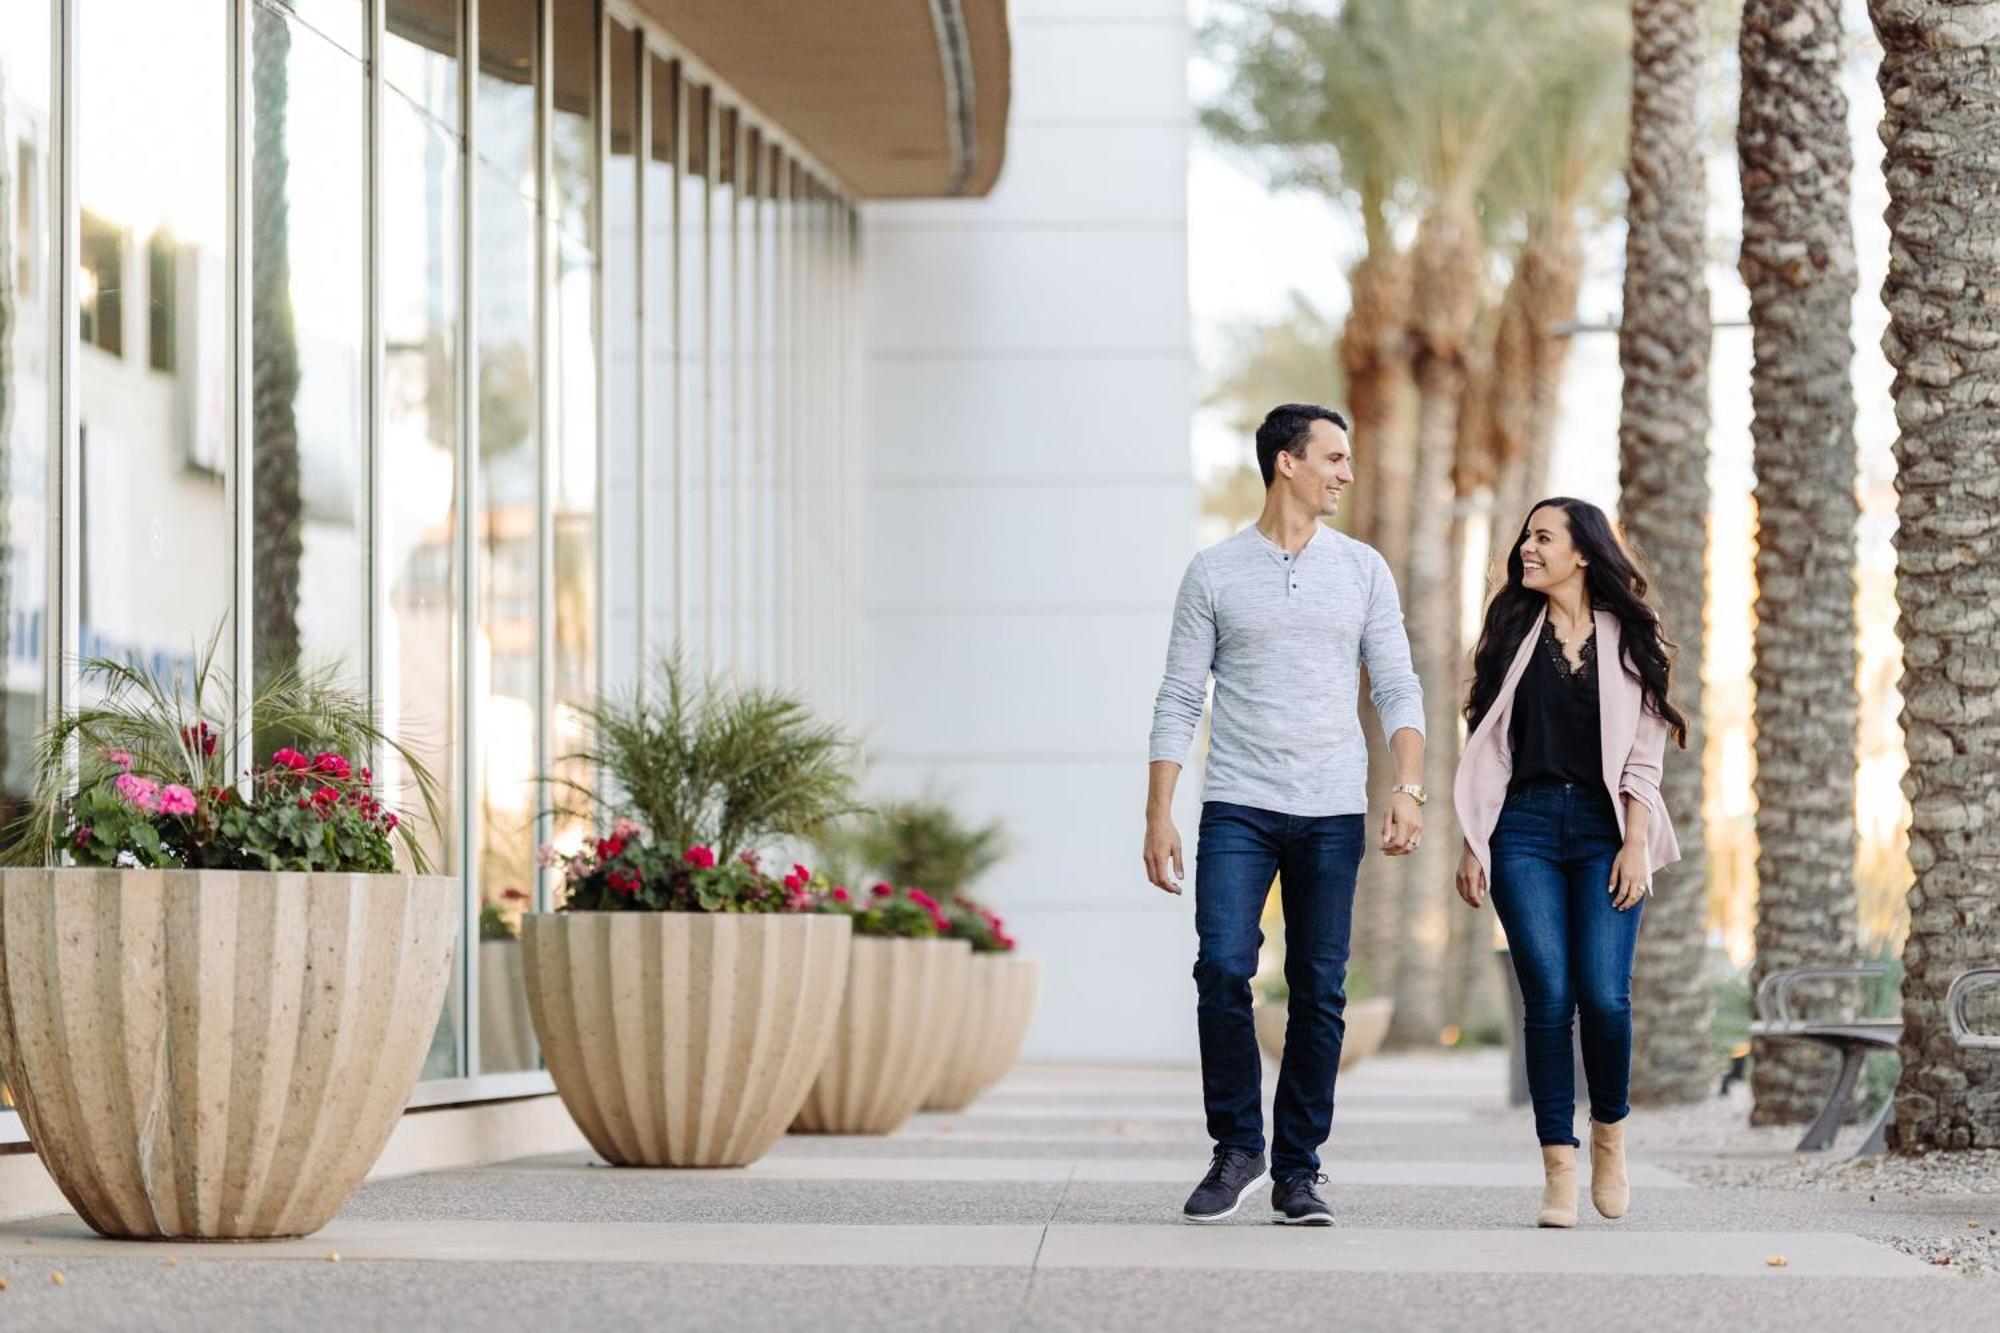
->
xmin=1360 ymin=552 xmax=1426 ymax=739
xmin=1148 ymin=555 xmax=1216 ymax=765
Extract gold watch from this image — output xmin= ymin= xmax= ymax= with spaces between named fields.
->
xmin=1391 ymin=783 xmax=1428 ymax=806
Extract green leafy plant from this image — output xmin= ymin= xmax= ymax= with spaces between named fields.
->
xmin=824 ymin=797 xmax=1008 ymax=904
xmin=943 ymin=895 xmax=1017 ymax=954
xmin=548 ymin=822 xmax=819 ymax=915
xmin=557 ymin=657 xmax=862 ymax=869
xmin=4 ymin=640 xmax=440 ymax=873
xmin=812 ymin=880 xmax=949 ymax=940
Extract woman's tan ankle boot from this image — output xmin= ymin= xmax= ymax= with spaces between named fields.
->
xmin=1537 ymin=1145 xmax=1578 ymax=1228
xmin=1590 ymin=1118 xmax=1629 ymax=1219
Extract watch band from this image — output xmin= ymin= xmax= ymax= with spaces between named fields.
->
xmin=1391 ymin=782 xmax=1428 ymax=806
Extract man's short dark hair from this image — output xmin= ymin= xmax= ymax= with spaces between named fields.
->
xmin=1255 ymin=403 xmax=1350 ymax=487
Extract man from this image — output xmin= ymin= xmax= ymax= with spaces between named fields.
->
xmin=1145 ymin=403 xmax=1427 ymax=1226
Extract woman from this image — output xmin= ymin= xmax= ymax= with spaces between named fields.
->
xmin=1451 ymin=498 xmax=1686 ymax=1228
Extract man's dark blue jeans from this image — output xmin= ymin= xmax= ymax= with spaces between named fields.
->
xmin=1192 ymin=800 xmax=1364 ymax=1180
xmin=1488 ymin=779 xmax=1645 ymax=1148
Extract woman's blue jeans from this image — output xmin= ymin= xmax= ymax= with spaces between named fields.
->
xmin=1489 ymin=780 xmax=1644 ymax=1148
xmin=1192 ymin=801 xmax=1363 ymax=1179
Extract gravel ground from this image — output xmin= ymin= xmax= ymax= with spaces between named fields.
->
xmin=1625 ymin=1083 xmax=2000 ymax=1275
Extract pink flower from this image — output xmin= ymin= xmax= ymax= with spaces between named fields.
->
xmin=100 ymin=748 xmax=135 ymax=772
xmin=536 ymin=843 xmax=559 ymax=869
xmin=384 ymin=812 xmax=400 ymax=831
xmin=157 ymin=784 xmax=197 ymax=817
xmin=613 ymin=818 xmax=643 ymax=841
xmin=791 ymin=863 xmax=811 ymax=883
xmin=271 ymin=747 xmax=309 ymax=772
xmin=783 ymin=870 xmax=806 ymax=892
xmin=73 ymin=824 xmax=93 ymax=847
xmin=871 ymin=882 xmax=893 ymax=899
xmin=908 ymin=889 xmax=937 ymax=912
xmin=683 ymin=845 xmax=717 ymax=870
xmin=112 ymin=772 xmax=160 ymax=813
xmin=312 ymin=752 xmax=352 ymax=780
xmin=830 ymin=886 xmax=851 ymax=904
xmin=931 ymin=913 xmax=952 ymax=934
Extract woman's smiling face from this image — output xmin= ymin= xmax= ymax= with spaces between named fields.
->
xmin=1519 ymin=505 xmax=1586 ymax=592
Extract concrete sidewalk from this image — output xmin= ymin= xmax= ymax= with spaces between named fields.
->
xmin=0 ymin=1051 xmax=1990 ymax=1331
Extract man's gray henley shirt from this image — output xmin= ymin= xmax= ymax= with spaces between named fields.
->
xmin=1148 ymin=523 xmax=1426 ymax=817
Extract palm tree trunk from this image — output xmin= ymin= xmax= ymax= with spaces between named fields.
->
xmin=1344 ymin=241 xmax=1417 ymax=1011
xmin=1488 ymin=217 xmax=1586 ymax=578
xmin=252 ymin=8 xmax=303 ymax=692
xmin=1389 ymin=200 xmax=1483 ymax=1047
xmin=1739 ymin=0 xmax=1861 ymax=1127
xmin=1620 ymin=0 xmax=1714 ymax=1105
xmin=1869 ymin=0 xmax=2000 ymax=1152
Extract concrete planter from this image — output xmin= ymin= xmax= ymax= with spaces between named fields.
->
xmin=0 ymin=867 xmax=457 ymax=1239
xmin=477 ymin=937 xmax=537 ymax=1072
xmin=522 ymin=911 xmax=851 ymax=1167
xmin=923 ymin=954 xmax=1042 ymax=1111
xmin=1253 ymin=995 xmax=1396 ymax=1071
xmin=794 ymin=937 xmax=972 ymax=1134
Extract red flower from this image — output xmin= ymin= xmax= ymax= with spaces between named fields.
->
xmin=312 ymin=785 xmax=340 ymax=806
xmin=871 ymin=882 xmax=893 ymax=899
xmin=73 ymin=825 xmax=93 ymax=847
xmin=182 ymin=722 xmax=219 ymax=757
xmin=385 ymin=812 xmax=400 ymax=830
xmin=683 ymin=845 xmax=717 ymax=870
xmin=791 ymin=863 xmax=811 ymax=883
xmin=597 ymin=834 xmax=628 ymax=862
xmin=312 ymin=752 xmax=352 ymax=780
xmin=608 ymin=868 xmax=641 ymax=897
xmin=908 ymin=889 xmax=937 ymax=912
xmin=830 ymin=886 xmax=851 ymax=904
xmin=271 ymin=747 xmax=310 ymax=772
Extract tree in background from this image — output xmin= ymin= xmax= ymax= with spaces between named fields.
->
xmin=1620 ymin=0 xmax=1716 ymax=1105
xmin=1738 ymin=0 xmax=1860 ymax=1127
xmin=250 ymin=8 xmax=303 ymax=694
xmin=1869 ymin=0 xmax=2000 ymax=1152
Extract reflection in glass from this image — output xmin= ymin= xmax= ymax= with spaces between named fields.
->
xmin=679 ymin=83 xmax=708 ymax=670
xmin=76 ymin=0 xmax=230 ymax=684
xmin=382 ymin=28 xmax=463 ymax=1080
xmin=475 ymin=0 xmax=540 ymax=1075
xmin=1 ymin=0 xmax=54 ymax=1116
xmin=250 ymin=6 xmax=365 ymax=695
xmin=603 ymin=20 xmax=640 ymax=693
xmin=549 ymin=0 xmax=599 ymax=907
xmin=710 ymin=108 xmax=736 ymax=677
xmin=384 ymin=0 xmax=458 ymax=118
xmin=644 ymin=55 xmax=680 ymax=656
xmin=756 ymin=141 xmax=780 ymax=681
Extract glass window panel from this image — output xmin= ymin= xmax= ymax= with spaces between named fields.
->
xmin=0 ymin=0 xmax=54 ymax=1118
xmin=275 ymin=0 xmax=363 ymax=59
xmin=249 ymin=6 xmax=365 ymax=698
xmin=383 ymin=76 xmax=464 ymax=1078
xmin=385 ymin=0 xmax=460 ymax=123
xmin=475 ymin=0 xmax=540 ymax=1075
xmin=678 ymin=82 xmax=707 ymax=670
xmin=76 ymin=0 xmax=230 ymax=679
xmin=549 ymin=0 xmax=598 ymax=893
xmin=710 ymin=106 xmax=734 ymax=677
xmin=603 ymin=20 xmax=639 ymax=695
xmin=643 ymin=54 xmax=678 ymax=659
xmin=757 ymin=141 xmax=779 ymax=682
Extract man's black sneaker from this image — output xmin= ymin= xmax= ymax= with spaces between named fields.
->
xmin=1271 ymin=1172 xmax=1334 ymax=1225
xmin=1182 ymin=1148 xmax=1267 ymax=1222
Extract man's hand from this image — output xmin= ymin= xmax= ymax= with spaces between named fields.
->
xmin=1380 ymin=791 xmax=1423 ymax=856
xmin=1144 ymin=814 xmax=1184 ymax=895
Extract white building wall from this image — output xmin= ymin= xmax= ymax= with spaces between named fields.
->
xmin=860 ymin=0 xmax=1199 ymax=1062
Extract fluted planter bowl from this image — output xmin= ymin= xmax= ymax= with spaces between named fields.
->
xmin=1255 ymin=995 xmax=1395 ymax=1071
xmin=794 ymin=937 xmax=972 ymax=1135
xmin=0 ymin=867 xmax=457 ymax=1240
xmin=924 ymin=954 xmax=1042 ymax=1111
xmin=522 ymin=911 xmax=852 ymax=1167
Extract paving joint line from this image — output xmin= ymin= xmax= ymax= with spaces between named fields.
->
xmin=1013 ymin=1162 xmax=1077 ymax=1330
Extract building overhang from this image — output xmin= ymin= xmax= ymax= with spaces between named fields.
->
xmin=634 ymin=0 xmax=1011 ymax=199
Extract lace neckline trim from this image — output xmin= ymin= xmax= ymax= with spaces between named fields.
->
xmin=1539 ymin=617 xmax=1596 ymax=683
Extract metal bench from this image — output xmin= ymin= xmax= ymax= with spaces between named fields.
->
xmin=1948 ymin=966 xmax=2000 ymax=1050
xmin=1747 ymin=964 xmax=1901 ymax=1156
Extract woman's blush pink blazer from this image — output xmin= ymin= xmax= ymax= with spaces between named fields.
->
xmin=1452 ymin=607 xmax=1682 ymax=887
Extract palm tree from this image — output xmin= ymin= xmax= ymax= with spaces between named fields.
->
xmin=1739 ymin=0 xmax=1860 ymax=1127
xmin=251 ymin=8 xmax=303 ymax=692
xmin=1869 ymin=1 xmax=2000 ymax=1152
xmin=1621 ymin=0 xmax=1715 ymax=1105
xmin=1479 ymin=0 xmax=1630 ymax=579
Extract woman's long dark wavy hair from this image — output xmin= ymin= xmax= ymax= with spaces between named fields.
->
xmin=1464 ymin=497 xmax=1689 ymax=748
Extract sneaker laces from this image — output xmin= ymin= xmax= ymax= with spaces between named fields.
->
xmin=1203 ymin=1148 xmax=1255 ymax=1186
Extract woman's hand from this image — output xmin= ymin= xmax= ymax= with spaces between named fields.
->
xmin=1609 ymin=843 xmax=1649 ymax=911
xmin=1455 ymin=840 xmax=1487 ymax=909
